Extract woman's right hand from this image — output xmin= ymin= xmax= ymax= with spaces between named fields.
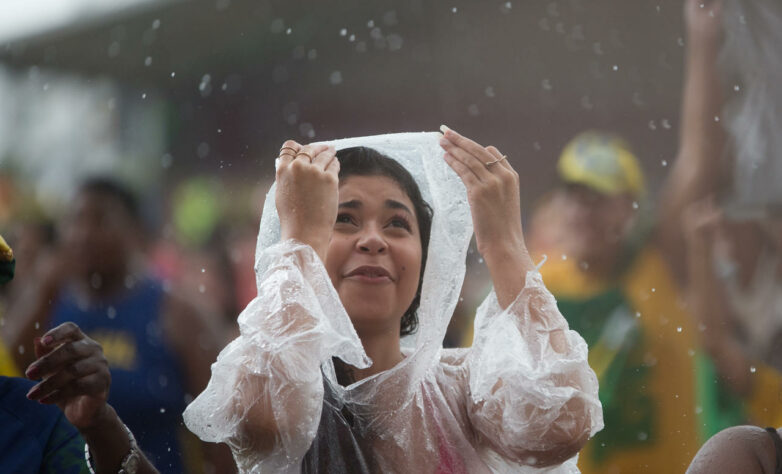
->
xmin=275 ymin=140 xmax=339 ymax=261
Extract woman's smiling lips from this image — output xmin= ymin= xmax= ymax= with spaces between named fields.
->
xmin=344 ymin=265 xmax=394 ymax=283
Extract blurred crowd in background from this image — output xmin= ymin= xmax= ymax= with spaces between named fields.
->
xmin=1 ymin=0 xmax=781 ymax=472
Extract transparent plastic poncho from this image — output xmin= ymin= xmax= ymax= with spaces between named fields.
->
xmin=183 ymin=132 xmax=603 ymax=473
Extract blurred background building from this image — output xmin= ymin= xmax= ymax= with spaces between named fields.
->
xmin=0 ymin=0 xmax=687 ymax=210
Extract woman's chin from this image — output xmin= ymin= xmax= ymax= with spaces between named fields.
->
xmin=344 ymin=305 xmax=400 ymax=335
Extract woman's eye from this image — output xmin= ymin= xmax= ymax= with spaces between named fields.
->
xmin=335 ymin=214 xmax=354 ymax=225
xmin=389 ymin=217 xmax=412 ymax=231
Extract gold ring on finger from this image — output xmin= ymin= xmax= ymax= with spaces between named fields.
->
xmin=280 ymin=146 xmax=298 ymax=154
xmin=485 ymin=155 xmax=508 ymax=168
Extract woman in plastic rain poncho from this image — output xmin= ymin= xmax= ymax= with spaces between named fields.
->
xmin=183 ymin=128 xmax=603 ymax=473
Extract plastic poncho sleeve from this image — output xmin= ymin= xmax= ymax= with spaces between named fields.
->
xmin=183 ymin=240 xmax=369 ymax=474
xmin=465 ymin=271 xmax=603 ymax=467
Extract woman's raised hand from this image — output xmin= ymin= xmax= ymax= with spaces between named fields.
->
xmin=275 ymin=140 xmax=339 ymax=261
xmin=24 ymin=322 xmax=111 ymax=430
xmin=439 ymin=126 xmax=526 ymax=258
xmin=439 ymin=126 xmax=535 ymax=309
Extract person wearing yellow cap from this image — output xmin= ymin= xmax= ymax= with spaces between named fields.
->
xmin=527 ymin=130 xmax=702 ymax=473
xmin=0 ymin=234 xmax=20 ymax=377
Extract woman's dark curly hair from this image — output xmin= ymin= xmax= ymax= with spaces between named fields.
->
xmin=335 ymin=147 xmax=433 ymax=337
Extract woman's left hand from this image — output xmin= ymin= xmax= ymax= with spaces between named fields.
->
xmin=440 ymin=126 xmax=535 ymax=308
xmin=439 ymin=126 xmax=526 ymax=259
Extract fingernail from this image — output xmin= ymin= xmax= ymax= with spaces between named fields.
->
xmin=26 ymin=385 xmax=41 ymax=399
xmin=439 ymin=124 xmax=451 ymax=134
xmin=42 ymin=336 xmax=54 ymax=346
xmin=25 ymin=364 xmax=39 ymax=379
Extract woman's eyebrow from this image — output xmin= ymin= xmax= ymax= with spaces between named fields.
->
xmin=385 ymin=199 xmax=413 ymax=215
xmin=338 ymin=200 xmax=362 ymax=209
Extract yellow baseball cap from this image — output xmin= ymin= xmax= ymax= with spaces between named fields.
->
xmin=557 ymin=131 xmax=645 ymax=198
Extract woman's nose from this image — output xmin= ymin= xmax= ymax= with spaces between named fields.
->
xmin=357 ymin=227 xmax=387 ymax=254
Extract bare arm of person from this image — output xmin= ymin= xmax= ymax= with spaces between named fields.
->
xmin=657 ymin=0 xmax=727 ymax=282
xmin=440 ymin=127 xmax=601 ymax=467
xmin=25 ymin=322 xmax=158 ymax=474
xmin=3 ymin=251 xmax=66 ymax=370
xmin=682 ymin=198 xmax=754 ymax=395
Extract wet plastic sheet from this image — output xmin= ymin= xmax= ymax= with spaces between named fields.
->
xmin=183 ymin=132 xmax=603 ymax=473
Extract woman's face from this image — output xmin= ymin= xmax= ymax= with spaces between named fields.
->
xmin=325 ymin=175 xmax=423 ymax=337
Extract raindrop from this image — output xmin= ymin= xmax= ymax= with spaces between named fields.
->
xmin=197 ymin=142 xmax=210 ymax=158
xmin=651 ymin=287 xmax=656 ymax=292
xmin=349 ymin=34 xmax=356 ymax=42
xmin=676 ymin=326 xmax=682 ymax=333
xmin=648 ymin=120 xmax=657 ymax=130
xmin=452 ymin=7 xmax=458 ymax=13
xmin=635 ymin=311 xmax=641 ymax=318
xmin=170 ymin=72 xmax=176 ymax=78
xmin=387 ymin=34 xmax=403 ymax=51
xmin=286 ymin=28 xmax=292 ymax=34
xmin=160 ymin=407 xmax=166 ymax=413
xmin=661 ymin=160 xmax=668 ymax=167
xmin=201 ymin=268 xmax=206 ymax=273
xmin=713 ymin=115 xmax=720 ymax=122
xmin=677 ymin=37 xmax=684 ymax=47
xmin=561 ymin=254 xmax=567 ymax=260
xmin=270 ymin=18 xmax=284 ymax=34
xmin=467 ymin=104 xmax=480 ymax=116
xmin=330 ymin=71 xmax=343 ymax=85
xmin=638 ymin=432 xmax=648 ymax=441
xmin=141 ymin=92 xmax=147 ymax=99
xmin=35 ymin=322 xmax=40 ymax=330
xmin=152 ymin=19 xmax=161 ymax=29
xmin=661 ymin=119 xmax=671 ymax=129
xmin=107 ymin=306 xmax=117 ymax=319
xmin=383 ymin=11 xmax=398 ymax=26
xmin=18 ymin=345 xmax=25 ymax=355
xmin=580 ymin=95 xmax=593 ymax=110
xmin=299 ymin=122 xmax=316 ymax=139
xmin=485 ymin=86 xmax=496 ymax=98
xmin=632 ymin=201 xmax=639 ymax=209
xmin=108 ymin=42 xmax=121 ymax=58
xmin=612 ymin=64 xmax=618 ymax=71
xmin=144 ymin=56 xmax=152 ymax=66
xmin=367 ymin=20 xmax=375 ymax=28
xmin=750 ymin=366 xmax=757 ymax=373
xmin=199 ymin=74 xmax=212 ymax=96
xmin=733 ymin=84 xmax=740 ymax=92
xmin=541 ymin=78 xmax=553 ymax=90
xmin=198 ymin=284 xmax=206 ymax=293
xmin=340 ymin=28 xmax=347 ymax=36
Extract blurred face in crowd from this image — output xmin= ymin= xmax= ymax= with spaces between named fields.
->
xmin=551 ymin=183 xmax=636 ymax=270
xmin=62 ymin=191 xmax=137 ymax=280
xmin=325 ymin=175 xmax=423 ymax=337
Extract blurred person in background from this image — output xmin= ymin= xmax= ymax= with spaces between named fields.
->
xmin=3 ymin=177 xmax=235 ymax=473
xmin=1 ymin=234 xmax=158 ymax=473
xmin=526 ymin=130 xmax=700 ymax=473
xmin=150 ymin=176 xmax=244 ymax=342
xmin=666 ymin=0 xmax=782 ymax=446
xmin=0 ymin=233 xmax=19 ymax=376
